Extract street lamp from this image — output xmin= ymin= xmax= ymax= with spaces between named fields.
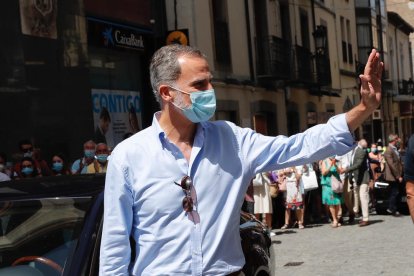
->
xmin=312 ymin=25 xmax=330 ymax=86
xmin=313 ymin=25 xmax=327 ymax=55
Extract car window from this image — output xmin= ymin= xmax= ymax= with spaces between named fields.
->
xmin=0 ymin=197 xmax=92 ymax=276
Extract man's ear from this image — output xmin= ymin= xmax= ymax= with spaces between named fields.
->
xmin=159 ymin=85 xmax=173 ymax=102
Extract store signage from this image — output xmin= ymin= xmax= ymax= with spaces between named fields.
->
xmin=88 ymin=18 xmax=147 ymax=51
xmin=166 ymin=29 xmax=189 ymax=46
xmin=91 ymin=89 xmax=142 ymax=148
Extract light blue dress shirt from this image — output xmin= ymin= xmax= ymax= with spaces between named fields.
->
xmin=100 ymin=112 xmax=354 ymax=275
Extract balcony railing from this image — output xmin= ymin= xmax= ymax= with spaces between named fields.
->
xmin=398 ymin=79 xmax=413 ymax=96
xmin=255 ymin=37 xmax=332 ymax=89
xmin=256 ymin=36 xmax=291 ymax=80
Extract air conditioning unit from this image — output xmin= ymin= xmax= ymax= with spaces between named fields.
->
xmin=372 ymin=109 xmax=381 ymax=120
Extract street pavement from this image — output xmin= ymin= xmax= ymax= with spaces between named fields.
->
xmin=269 ymin=213 xmax=414 ymax=276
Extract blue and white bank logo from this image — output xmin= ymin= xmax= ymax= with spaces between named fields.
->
xmin=102 ymin=28 xmax=114 ymax=46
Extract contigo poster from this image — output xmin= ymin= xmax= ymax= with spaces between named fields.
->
xmin=91 ymin=89 xmax=142 ymax=149
xmin=19 ymin=0 xmax=58 ymax=39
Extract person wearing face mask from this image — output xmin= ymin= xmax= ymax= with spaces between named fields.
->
xmin=51 ymin=154 xmax=70 ymax=176
xmin=383 ymin=134 xmax=404 ymax=216
xmin=0 ymin=152 xmax=12 ymax=180
xmin=86 ymin=143 xmax=109 ymax=174
xmin=321 ymin=156 xmax=344 ymax=228
xmin=100 ymin=45 xmax=384 ymax=275
xmin=71 ymin=140 xmax=96 ymax=174
xmin=12 ymin=140 xmax=43 ymax=179
xmin=368 ymin=143 xmax=382 ymax=179
xmin=15 ymin=157 xmax=38 ymax=180
xmin=0 ymin=152 xmax=11 ymax=182
xmin=368 ymin=142 xmax=382 ymax=210
xmin=344 ymin=139 xmax=371 ymax=226
xmin=280 ymin=167 xmax=305 ymax=229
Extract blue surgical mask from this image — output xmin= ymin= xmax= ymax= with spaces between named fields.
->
xmin=52 ymin=162 xmax=63 ymax=172
xmin=171 ymin=86 xmax=216 ymax=123
xmin=84 ymin=150 xmax=95 ymax=158
xmin=96 ymin=154 xmax=108 ymax=163
xmin=23 ymin=151 xmax=33 ymax=158
xmin=22 ymin=167 xmax=33 ymax=175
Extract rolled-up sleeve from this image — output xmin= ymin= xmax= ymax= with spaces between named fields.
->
xmin=99 ymin=149 xmax=134 ymax=275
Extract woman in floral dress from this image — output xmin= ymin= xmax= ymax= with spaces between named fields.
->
xmin=321 ymin=156 xmax=344 ymax=228
xmin=280 ymin=167 xmax=305 ymax=229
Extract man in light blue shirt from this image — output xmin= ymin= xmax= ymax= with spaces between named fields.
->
xmin=100 ymin=45 xmax=383 ymax=275
xmin=71 ymin=140 xmax=96 ymax=174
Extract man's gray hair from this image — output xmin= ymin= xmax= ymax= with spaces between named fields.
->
xmin=149 ymin=44 xmax=206 ymax=105
xmin=388 ymin=133 xmax=398 ymax=143
xmin=359 ymin=139 xmax=368 ymax=148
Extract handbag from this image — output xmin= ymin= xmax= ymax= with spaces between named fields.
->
xmin=330 ymin=175 xmax=344 ymax=193
xmin=300 ymin=171 xmax=319 ymax=192
xmin=252 ymin=173 xmax=264 ymax=187
xmin=278 ymin=177 xmax=287 ymax=192
xmin=269 ymin=184 xmax=279 ymax=198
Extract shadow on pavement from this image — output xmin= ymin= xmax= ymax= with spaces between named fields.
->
xmin=274 ymin=230 xmax=297 ymax=235
xmin=364 ymin=219 xmax=384 ymax=225
xmin=300 ymin=223 xmax=324 ymax=228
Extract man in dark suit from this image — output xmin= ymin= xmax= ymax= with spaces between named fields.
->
xmin=346 ymin=139 xmax=370 ymax=226
xmin=383 ymin=134 xmax=403 ymax=216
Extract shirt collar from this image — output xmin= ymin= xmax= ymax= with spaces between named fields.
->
xmin=390 ymin=144 xmax=398 ymax=151
xmin=151 ymin=111 xmax=210 ymax=147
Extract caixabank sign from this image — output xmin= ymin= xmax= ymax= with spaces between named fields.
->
xmin=87 ymin=17 xmax=151 ymax=51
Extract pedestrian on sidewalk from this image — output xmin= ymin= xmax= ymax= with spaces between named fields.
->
xmin=345 ymin=139 xmax=370 ymax=227
xmin=321 ymin=156 xmax=344 ymax=228
xmin=336 ymin=148 xmax=357 ymax=224
xmin=383 ymin=134 xmax=403 ymax=216
xmin=368 ymin=142 xmax=383 ymax=210
xmin=253 ymin=172 xmax=274 ymax=230
xmin=281 ymin=167 xmax=305 ymax=229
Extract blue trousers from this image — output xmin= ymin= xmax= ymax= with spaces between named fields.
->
xmin=388 ymin=181 xmax=400 ymax=212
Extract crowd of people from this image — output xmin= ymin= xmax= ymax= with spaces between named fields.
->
xmin=0 ymin=128 xmax=411 ymax=234
xmin=246 ymin=133 xmax=412 ymax=232
xmin=0 ymin=139 xmax=110 ymax=181
xmin=0 ymin=133 xmax=411 ymax=234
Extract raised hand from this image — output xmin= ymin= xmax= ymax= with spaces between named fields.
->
xmin=359 ymin=49 xmax=384 ymax=111
xmin=346 ymin=49 xmax=384 ymax=131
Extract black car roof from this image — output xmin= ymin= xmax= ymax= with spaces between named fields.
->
xmin=0 ymin=174 xmax=105 ymax=201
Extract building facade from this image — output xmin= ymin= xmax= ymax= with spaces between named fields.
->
xmin=386 ymin=11 xmax=414 ymax=143
xmin=355 ymin=0 xmax=414 ymax=144
xmin=165 ymin=0 xmax=360 ymax=137
xmin=387 ymin=0 xmax=414 ymax=144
